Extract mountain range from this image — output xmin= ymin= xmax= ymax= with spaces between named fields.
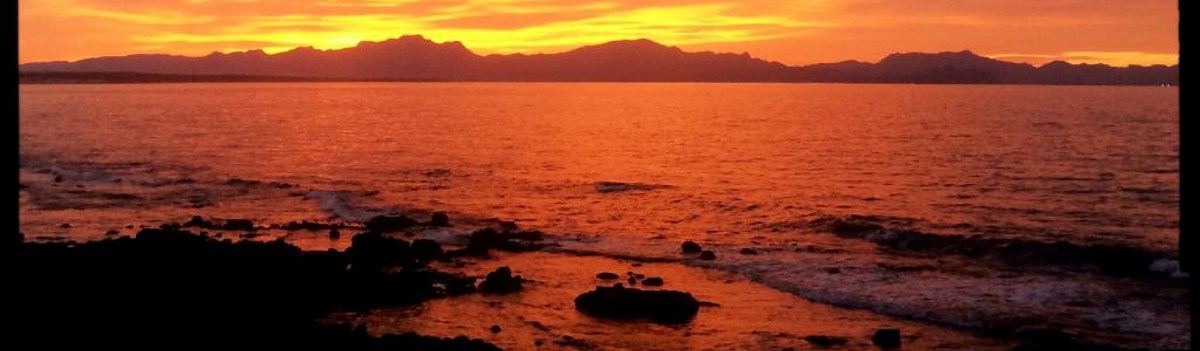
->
xmin=19 ymin=35 xmax=1178 ymax=85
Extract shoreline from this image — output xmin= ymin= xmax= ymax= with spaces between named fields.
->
xmin=13 ymin=213 xmax=1184 ymax=351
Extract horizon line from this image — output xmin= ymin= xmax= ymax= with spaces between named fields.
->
xmin=19 ymin=34 xmax=1180 ymax=69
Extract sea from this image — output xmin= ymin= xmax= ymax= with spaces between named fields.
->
xmin=18 ymin=83 xmax=1186 ymax=350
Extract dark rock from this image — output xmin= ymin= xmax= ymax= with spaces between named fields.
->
xmin=739 ymin=248 xmax=758 ymax=255
xmin=279 ymin=220 xmax=345 ymax=231
xmin=429 ymin=212 xmax=451 ymax=227
xmin=183 ymin=216 xmax=213 ymax=228
xmin=634 ymin=273 xmax=645 ymax=279
xmin=824 ymin=267 xmax=842 ymax=274
xmin=452 ymin=228 xmax=543 ymax=257
xmin=12 ymin=225 xmax=502 ymax=350
xmin=105 ymin=230 xmax=120 ymax=235
xmin=596 ymin=272 xmax=620 ymax=280
xmin=872 ymin=329 xmax=901 ymax=349
xmin=365 ymin=215 xmax=419 ymax=233
xmin=642 ymin=277 xmax=664 ymax=286
xmin=411 ymin=239 xmax=443 ymax=260
xmin=329 ymin=229 xmax=341 ymax=239
xmin=346 ymin=232 xmax=413 ymax=269
xmin=222 ymin=219 xmax=255 ymax=231
xmin=804 ymin=335 xmax=848 ymax=347
xmin=53 ymin=175 xmax=63 ymax=183
xmin=489 ymin=325 xmax=501 ymax=333
xmin=681 ymin=241 xmax=702 ymax=254
xmin=595 ymin=181 xmax=672 ymax=193
xmin=59 ymin=223 xmax=71 ymax=228
xmin=574 ymin=285 xmax=700 ymax=324
xmin=125 ymin=225 xmax=134 ymax=229
xmin=699 ymin=251 xmax=717 ymax=260
xmin=627 ymin=277 xmax=637 ymax=285
xmin=479 ymin=267 xmax=523 ymax=294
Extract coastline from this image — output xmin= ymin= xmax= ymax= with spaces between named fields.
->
xmin=13 ymin=213 xmax=1184 ymax=351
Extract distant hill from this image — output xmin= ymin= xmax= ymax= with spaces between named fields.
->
xmin=19 ymin=35 xmax=1178 ymax=85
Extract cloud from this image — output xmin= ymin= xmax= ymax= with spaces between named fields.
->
xmin=19 ymin=0 xmax=1178 ymax=66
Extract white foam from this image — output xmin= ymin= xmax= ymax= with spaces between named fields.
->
xmin=305 ymin=190 xmax=385 ymax=222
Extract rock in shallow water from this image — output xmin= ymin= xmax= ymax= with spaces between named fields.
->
xmin=428 ymin=212 xmax=451 ymax=227
xmin=479 ymin=267 xmax=524 ymax=294
xmin=681 ymin=241 xmax=702 ymax=254
xmin=642 ymin=277 xmax=664 ymax=286
xmin=699 ymin=251 xmax=717 ymax=260
xmin=596 ymin=272 xmax=620 ymax=280
xmin=872 ymin=328 xmax=901 ymax=349
xmin=365 ymin=215 xmax=419 ymax=233
xmin=804 ymin=335 xmax=848 ymax=347
xmin=573 ymin=285 xmax=700 ymax=324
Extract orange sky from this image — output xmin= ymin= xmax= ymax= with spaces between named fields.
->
xmin=18 ymin=0 xmax=1178 ymax=66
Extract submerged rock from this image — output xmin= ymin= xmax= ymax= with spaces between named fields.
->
xmin=489 ymin=325 xmax=501 ymax=333
xmin=222 ymin=219 xmax=255 ymax=231
xmin=573 ymin=285 xmax=700 ymax=323
xmin=428 ymin=212 xmax=451 ymax=227
xmin=365 ymin=215 xmax=419 ymax=233
xmin=411 ymin=239 xmax=443 ymax=260
xmin=105 ymin=230 xmax=120 ymax=235
xmin=699 ymin=251 xmax=717 ymax=260
xmin=183 ymin=216 xmax=214 ymax=228
xmin=329 ymin=229 xmax=341 ymax=240
xmin=479 ymin=267 xmax=524 ymax=294
xmin=452 ymin=228 xmax=544 ymax=257
xmin=596 ymin=272 xmax=620 ymax=280
xmin=739 ymin=248 xmax=758 ymax=255
xmin=681 ymin=241 xmax=702 ymax=254
xmin=872 ymin=328 xmax=901 ymax=349
xmin=594 ymin=181 xmax=672 ymax=193
xmin=642 ymin=277 xmax=664 ymax=286
xmin=804 ymin=335 xmax=848 ymax=347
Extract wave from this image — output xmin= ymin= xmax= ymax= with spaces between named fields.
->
xmin=305 ymin=190 xmax=390 ymax=222
xmin=803 ymin=214 xmax=1179 ymax=278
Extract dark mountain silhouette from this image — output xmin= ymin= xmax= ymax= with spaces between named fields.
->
xmin=19 ymin=35 xmax=1178 ymax=85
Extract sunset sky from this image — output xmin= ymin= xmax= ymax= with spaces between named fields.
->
xmin=19 ymin=0 xmax=1178 ymax=66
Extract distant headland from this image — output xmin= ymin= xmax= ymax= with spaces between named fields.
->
xmin=19 ymin=35 xmax=1178 ymax=85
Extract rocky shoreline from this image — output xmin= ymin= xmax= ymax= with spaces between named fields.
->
xmin=11 ymin=213 xmax=1183 ymax=351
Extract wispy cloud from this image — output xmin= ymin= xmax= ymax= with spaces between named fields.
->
xmin=19 ymin=0 xmax=1178 ymax=66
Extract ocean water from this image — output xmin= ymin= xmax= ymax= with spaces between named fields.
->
xmin=18 ymin=83 xmax=1185 ymax=349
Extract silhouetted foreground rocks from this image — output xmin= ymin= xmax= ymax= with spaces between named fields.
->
xmin=13 ymin=226 xmax=498 ymax=350
xmin=574 ymin=285 xmax=700 ymax=323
